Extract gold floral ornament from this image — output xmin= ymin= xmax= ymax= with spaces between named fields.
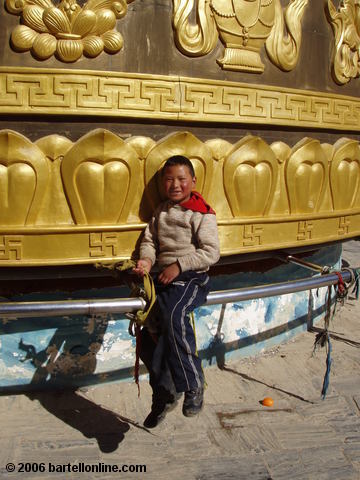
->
xmin=6 ymin=0 xmax=133 ymax=62
xmin=172 ymin=0 xmax=308 ymax=73
xmin=326 ymin=0 xmax=360 ymax=84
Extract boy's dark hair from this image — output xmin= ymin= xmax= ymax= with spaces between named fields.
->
xmin=161 ymin=155 xmax=195 ymax=178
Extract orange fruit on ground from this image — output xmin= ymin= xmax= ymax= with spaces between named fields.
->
xmin=261 ymin=397 xmax=274 ymax=407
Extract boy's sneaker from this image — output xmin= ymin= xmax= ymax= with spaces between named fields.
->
xmin=143 ymin=392 xmax=182 ymax=429
xmin=182 ymin=387 xmax=204 ymax=417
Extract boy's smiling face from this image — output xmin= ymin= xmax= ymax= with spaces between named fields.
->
xmin=162 ymin=164 xmax=196 ymax=204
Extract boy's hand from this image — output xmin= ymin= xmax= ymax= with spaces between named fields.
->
xmin=133 ymin=258 xmax=152 ymax=277
xmin=158 ymin=262 xmax=180 ymax=285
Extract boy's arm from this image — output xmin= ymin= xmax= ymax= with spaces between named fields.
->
xmin=135 ymin=216 xmax=158 ymax=274
xmin=177 ymin=213 xmax=220 ymax=272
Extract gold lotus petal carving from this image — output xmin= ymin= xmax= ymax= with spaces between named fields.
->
xmin=5 ymin=0 xmax=130 ymax=61
xmin=32 ymin=0 xmax=54 ymax=8
xmin=336 ymin=161 xmax=360 ymax=208
xmin=56 ymin=38 xmax=83 ymax=61
xmin=124 ymin=136 xmax=157 ymax=222
xmin=11 ymin=25 xmax=38 ymax=50
xmin=286 ymin=138 xmax=328 ymax=214
xmin=125 ymin=137 xmax=157 ymax=161
xmin=72 ymin=9 xmax=97 ymax=37
xmin=205 ymin=139 xmax=232 ymax=163
xmin=35 ymin=134 xmax=73 ymax=161
xmin=321 ymin=144 xmax=334 ymax=161
xmin=61 ymin=129 xmax=141 ymax=225
xmin=18 ymin=129 xmax=358 ymax=225
xmin=83 ymin=35 xmax=105 ymax=56
xmin=238 ymin=163 xmax=272 ymax=215
xmin=32 ymin=33 xmax=57 ymax=59
xmin=35 ymin=135 xmax=74 ymax=225
xmin=102 ymin=30 xmax=123 ymax=53
xmin=330 ymin=138 xmax=360 ymax=210
xmin=95 ymin=9 xmax=117 ymax=34
xmin=23 ymin=5 xmax=48 ymax=32
xmin=0 ymin=130 xmax=49 ymax=226
xmin=76 ymin=161 xmax=130 ymax=224
xmin=172 ymin=0 xmax=308 ymax=72
xmin=43 ymin=7 xmax=71 ymax=34
xmin=296 ymin=163 xmax=323 ymax=211
xmin=270 ymin=142 xmax=291 ymax=165
xmin=224 ymin=136 xmax=278 ymax=217
xmin=204 ymin=139 xmax=233 ymax=218
xmin=1 ymin=129 xmax=360 ymax=265
xmin=268 ymin=141 xmax=291 ymax=215
xmin=0 ymin=163 xmax=36 ymax=226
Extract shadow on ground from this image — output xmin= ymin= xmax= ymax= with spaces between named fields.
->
xmin=26 ymin=390 xmax=131 ymax=453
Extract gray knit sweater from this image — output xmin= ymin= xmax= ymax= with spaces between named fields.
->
xmin=140 ymin=200 xmax=220 ymax=272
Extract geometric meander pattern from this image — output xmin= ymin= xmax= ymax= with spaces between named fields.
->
xmin=1 ymin=68 xmax=360 ymax=130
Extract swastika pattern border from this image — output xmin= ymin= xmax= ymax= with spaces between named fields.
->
xmin=0 ymin=213 xmax=359 ymax=265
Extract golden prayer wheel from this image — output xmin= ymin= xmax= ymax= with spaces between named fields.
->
xmin=0 ymin=0 xmax=359 ymax=390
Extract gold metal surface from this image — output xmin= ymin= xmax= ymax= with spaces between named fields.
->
xmin=1 ymin=67 xmax=360 ymax=131
xmin=327 ymin=0 xmax=360 ymax=85
xmin=172 ymin=0 xmax=308 ymax=72
xmin=0 ymin=131 xmax=49 ymax=226
xmin=5 ymin=0 xmax=132 ymax=62
xmin=1 ymin=1 xmax=358 ymax=269
xmin=61 ymin=129 xmax=141 ymax=225
xmin=0 ymin=129 xmax=359 ymax=265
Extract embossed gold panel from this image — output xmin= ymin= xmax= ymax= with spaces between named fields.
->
xmin=223 ymin=136 xmax=278 ymax=217
xmin=1 ymin=68 xmax=360 ymax=131
xmin=0 ymin=130 xmax=49 ymax=226
xmin=172 ymin=0 xmax=308 ymax=72
xmin=0 ymin=129 xmax=359 ymax=266
xmin=327 ymin=0 xmax=360 ymax=85
xmin=61 ymin=129 xmax=141 ymax=225
xmin=5 ymin=0 xmax=133 ymax=62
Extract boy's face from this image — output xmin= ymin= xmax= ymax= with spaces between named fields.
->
xmin=162 ymin=164 xmax=196 ymax=204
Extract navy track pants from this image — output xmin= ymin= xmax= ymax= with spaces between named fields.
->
xmin=139 ymin=271 xmax=210 ymax=394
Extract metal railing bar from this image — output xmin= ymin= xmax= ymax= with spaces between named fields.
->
xmin=0 ymin=269 xmax=356 ymax=319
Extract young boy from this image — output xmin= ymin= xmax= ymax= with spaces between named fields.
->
xmin=133 ymin=155 xmax=220 ymax=428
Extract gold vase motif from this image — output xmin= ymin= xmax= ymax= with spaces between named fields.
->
xmin=172 ymin=0 xmax=308 ymax=72
xmin=209 ymin=0 xmax=274 ymax=72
